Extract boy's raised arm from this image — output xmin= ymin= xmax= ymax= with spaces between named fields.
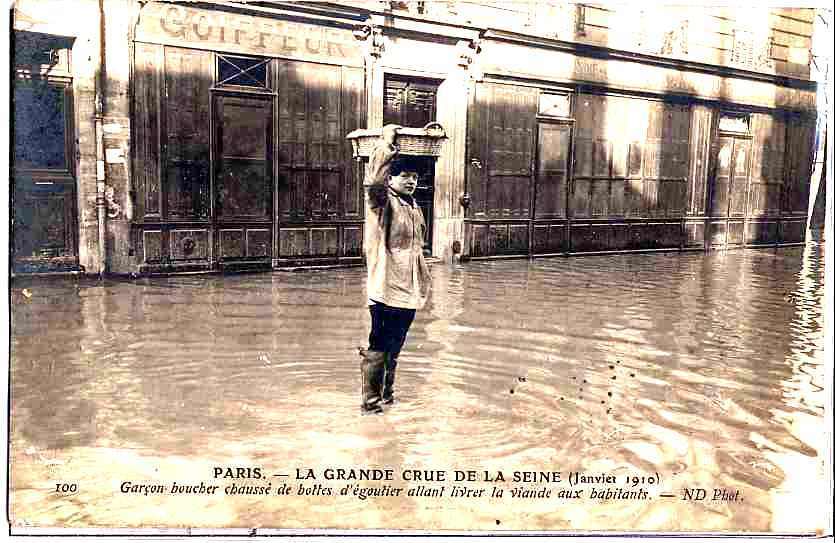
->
xmin=365 ymin=138 xmax=398 ymax=210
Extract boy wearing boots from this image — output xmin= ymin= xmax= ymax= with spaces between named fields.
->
xmin=359 ymin=125 xmax=431 ymax=414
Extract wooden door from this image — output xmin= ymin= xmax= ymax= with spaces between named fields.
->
xmin=213 ymin=93 xmax=273 ymax=264
xmin=12 ymin=75 xmax=79 ymax=273
xmin=485 ymin=83 xmax=536 ymax=218
xmin=535 ymin=121 xmax=571 ymax=218
xmin=710 ymin=136 xmax=750 ymax=217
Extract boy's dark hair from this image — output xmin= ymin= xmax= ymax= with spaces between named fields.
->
xmin=390 ymin=160 xmax=418 ymax=178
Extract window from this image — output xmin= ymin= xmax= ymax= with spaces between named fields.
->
xmin=538 ymin=93 xmax=571 ymax=117
xmin=383 ymin=75 xmax=439 ymax=127
xmin=216 ymin=54 xmax=269 ymax=89
xmin=575 ymin=4 xmax=587 ymax=36
xmin=14 ymin=77 xmax=72 ymax=171
xmin=14 ymin=31 xmax=72 ymax=70
xmin=13 ymin=31 xmax=74 ymax=173
xmin=719 ymin=112 xmax=750 ymax=134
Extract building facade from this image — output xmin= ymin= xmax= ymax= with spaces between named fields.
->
xmin=9 ymin=1 xmax=821 ymax=275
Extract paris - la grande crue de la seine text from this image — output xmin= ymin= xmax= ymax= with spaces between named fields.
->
xmin=117 ymin=466 xmax=743 ymax=503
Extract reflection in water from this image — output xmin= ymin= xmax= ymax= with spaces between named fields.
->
xmin=9 ymin=244 xmax=826 ymax=531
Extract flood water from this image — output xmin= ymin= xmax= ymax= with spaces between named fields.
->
xmin=9 ymin=244 xmax=828 ymax=532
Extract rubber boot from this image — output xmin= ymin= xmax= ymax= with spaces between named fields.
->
xmin=358 ymin=348 xmax=386 ymax=414
xmin=382 ymin=355 xmax=398 ymax=405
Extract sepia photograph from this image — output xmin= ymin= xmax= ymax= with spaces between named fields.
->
xmin=3 ymin=0 xmax=833 ymax=536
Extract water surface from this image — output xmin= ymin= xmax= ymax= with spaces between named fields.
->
xmin=9 ymin=244 xmax=827 ymax=532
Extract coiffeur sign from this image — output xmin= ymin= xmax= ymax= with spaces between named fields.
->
xmin=135 ymin=2 xmax=364 ymax=66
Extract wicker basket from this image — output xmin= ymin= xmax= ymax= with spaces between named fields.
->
xmin=346 ymin=122 xmax=448 ymax=159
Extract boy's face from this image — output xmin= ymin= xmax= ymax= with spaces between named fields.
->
xmin=389 ymin=172 xmax=418 ymax=196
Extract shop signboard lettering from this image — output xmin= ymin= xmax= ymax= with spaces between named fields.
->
xmin=574 ymin=59 xmax=607 ymax=82
xmin=137 ymin=2 xmax=363 ymax=66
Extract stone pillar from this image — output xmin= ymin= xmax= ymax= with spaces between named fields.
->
xmin=101 ymin=0 xmax=134 ymax=274
xmin=433 ymin=68 xmax=469 ymax=262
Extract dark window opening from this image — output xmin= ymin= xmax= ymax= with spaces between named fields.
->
xmin=575 ymin=4 xmax=587 ymax=36
xmin=14 ymin=77 xmax=69 ymax=170
xmin=383 ymin=75 xmax=440 ymax=128
xmin=14 ymin=31 xmax=72 ymax=69
xmin=217 ymin=55 xmax=269 ymax=89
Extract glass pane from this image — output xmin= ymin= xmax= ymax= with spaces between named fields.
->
xmin=628 ymin=142 xmax=643 ymax=177
xmin=719 ymin=113 xmax=750 ymax=133
xmin=222 ymin=102 xmax=268 ymax=158
xmin=612 ymin=143 xmax=627 ymax=178
xmin=405 ymin=88 xmax=435 ymax=127
xmin=536 ymin=124 xmax=569 ymax=218
xmin=14 ymin=79 xmax=66 ymax=169
xmin=735 ymin=142 xmax=749 ymax=175
xmin=574 ymin=138 xmax=593 ymax=177
xmin=216 ymin=159 xmax=270 ymax=218
xmin=218 ymin=56 xmax=268 ymax=88
xmin=166 ymin=162 xmax=210 ymax=219
xmin=539 ymin=93 xmax=571 ymax=117
xmin=383 ymin=85 xmax=405 ymax=125
xmin=537 ymin=125 xmax=568 ymax=172
xmin=593 ymin=139 xmax=611 ymax=176
xmin=717 ymin=141 xmax=733 ymax=175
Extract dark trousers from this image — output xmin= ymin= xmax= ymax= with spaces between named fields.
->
xmin=368 ymin=302 xmax=416 ymax=359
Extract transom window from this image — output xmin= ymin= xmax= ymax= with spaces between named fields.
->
xmin=539 ymin=93 xmax=571 ymax=117
xmin=719 ymin=112 xmax=750 ymax=134
xmin=216 ymin=54 xmax=269 ymax=89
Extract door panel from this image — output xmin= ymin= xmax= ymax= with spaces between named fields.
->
xmin=12 ymin=72 xmax=79 ymax=273
xmin=13 ymin=181 xmax=78 ymax=272
xmin=213 ymin=93 xmax=273 ymax=263
xmin=710 ymin=137 xmax=733 ymax=217
xmin=536 ymin=122 xmax=571 ymax=218
xmin=165 ymin=47 xmax=213 ymax=221
xmin=729 ymin=139 xmax=750 ymax=216
xmin=710 ymin=135 xmax=752 ymax=218
xmin=216 ymin=159 xmax=271 ymax=218
xmin=214 ymin=95 xmax=272 ymax=220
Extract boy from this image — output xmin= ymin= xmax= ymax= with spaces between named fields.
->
xmin=359 ymin=125 xmax=431 ymax=414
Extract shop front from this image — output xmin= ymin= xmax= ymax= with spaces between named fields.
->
xmin=131 ymin=2 xmax=368 ymax=272
xmin=12 ymin=2 xmax=818 ymax=276
xmin=462 ymin=30 xmax=817 ymax=259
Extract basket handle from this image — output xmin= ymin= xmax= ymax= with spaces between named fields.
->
xmin=423 ymin=122 xmax=444 ymax=132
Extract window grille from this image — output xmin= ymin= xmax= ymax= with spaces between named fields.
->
xmin=216 ymin=55 xmax=269 ymax=89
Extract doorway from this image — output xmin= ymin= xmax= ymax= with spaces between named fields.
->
xmin=535 ymin=120 xmax=572 ymax=219
xmin=212 ymin=92 xmax=273 ymax=267
xmin=708 ymin=133 xmax=752 ymax=246
xmin=383 ymin=74 xmax=441 ymax=255
xmin=388 ymin=155 xmax=436 ymax=255
xmin=710 ymin=135 xmax=752 ymax=218
xmin=12 ymin=49 xmax=79 ymax=274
